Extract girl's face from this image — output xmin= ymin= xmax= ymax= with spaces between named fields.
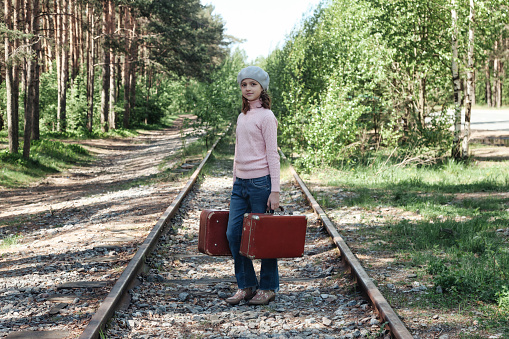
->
xmin=240 ymin=78 xmax=263 ymax=101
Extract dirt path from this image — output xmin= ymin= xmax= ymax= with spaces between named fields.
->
xmin=1 ymin=117 xmax=199 ymax=218
xmin=0 ymin=115 xmax=203 ymax=262
xmin=470 ymin=129 xmax=509 ymax=160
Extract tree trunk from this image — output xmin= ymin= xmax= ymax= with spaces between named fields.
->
xmin=109 ymin=60 xmax=116 ymax=129
xmin=5 ymin=0 xmax=20 ymax=153
xmin=23 ymin=0 xmax=40 ymax=159
xmin=129 ymin=12 xmax=137 ymax=123
xmin=485 ymin=59 xmax=492 ymax=107
xmin=100 ymin=0 xmax=110 ymax=132
xmin=116 ymin=11 xmax=122 ymax=101
xmin=472 ymin=69 xmax=476 ymax=106
xmin=56 ymin=0 xmax=69 ymax=132
xmin=69 ymin=0 xmax=75 ymax=82
xmin=462 ymin=0 xmax=474 ymax=158
xmin=55 ymin=0 xmax=61 ymax=131
xmin=495 ymin=59 xmax=502 ymax=108
xmin=72 ymin=1 xmax=80 ymax=81
xmin=493 ymin=40 xmax=501 ymax=108
xmin=78 ymin=2 xmax=85 ymax=67
xmin=41 ymin=1 xmax=48 ymax=72
xmin=23 ymin=1 xmax=31 ymax=159
xmin=86 ymin=2 xmax=95 ymax=132
xmin=108 ymin=0 xmax=116 ymax=129
xmin=451 ymin=0 xmax=462 ymax=159
xmin=12 ymin=0 xmax=21 ymax=151
xmin=61 ymin=0 xmax=70 ymax=130
xmin=42 ymin=0 xmax=53 ymax=73
xmin=145 ymin=66 xmax=151 ymax=124
xmin=500 ymin=60 xmax=505 ymax=107
xmin=122 ymin=6 xmax=131 ymax=128
xmin=418 ymin=75 xmax=426 ymax=127
xmin=32 ymin=55 xmax=40 ymax=140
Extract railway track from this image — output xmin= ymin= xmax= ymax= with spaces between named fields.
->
xmin=1 ymin=129 xmax=413 ymax=338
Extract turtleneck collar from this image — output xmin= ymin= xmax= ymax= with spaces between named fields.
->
xmin=248 ymin=98 xmax=263 ymax=110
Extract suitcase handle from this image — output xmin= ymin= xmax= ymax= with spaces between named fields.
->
xmin=266 ymin=206 xmax=292 ymax=215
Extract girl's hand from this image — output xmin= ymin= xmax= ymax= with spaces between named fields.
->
xmin=267 ymin=192 xmax=280 ymax=211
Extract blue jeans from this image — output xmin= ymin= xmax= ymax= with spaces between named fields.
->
xmin=226 ymin=175 xmax=279 ymax=291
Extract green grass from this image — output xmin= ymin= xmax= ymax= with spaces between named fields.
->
xmin=302 ymin=154 xmax=509 ymax=333
xmin=0 ymin=139 xmax=91 ymax=188
xmin=0 ymin=233 xmax=22 ymax=250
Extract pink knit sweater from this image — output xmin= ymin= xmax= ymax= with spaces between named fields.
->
xmin=233 ymin=100 xmax=280 ymax=192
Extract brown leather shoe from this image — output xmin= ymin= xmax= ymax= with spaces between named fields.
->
xmin=247 ymin=290 xmax=276 ymax=305
xmin=225 ymin=288 xmax=255 ymax=305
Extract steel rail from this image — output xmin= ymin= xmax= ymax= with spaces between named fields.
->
xmin=79 ymin=129 xmax=228 ymax=339
xmin=280 ymin=150 xmax=414 ymax=339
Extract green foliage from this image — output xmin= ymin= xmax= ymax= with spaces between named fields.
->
xmin=30 ymin=47 xmax=239 ymax=142
xmin=138 ymin=0 xmax=227 ymax=81
xmin=129 ymin=72 xmax=194 ymax=127
xmin=267 ymin=0 xmax=426 ymax=167
xmin=0 ymin=140 xmax=90 ymax=187
xmin=31 ymin=139 xmax=88 ymax=160
xmin=302 ymin=88 xmax=370 ymax=168
xmin=498 ymin=286 xmax=509 ymax=311
xmin=66 ymin=73 xmax=89 ymax=134
xmin=190 ymin=50 xmax=244 ymax=139
xmin=39 ymin=65 xmax=58 ymax=133
xmin=0 ymin=150 xmax=27 ymax=165
xmin=266 ymin=0 xmax=509 ymax=168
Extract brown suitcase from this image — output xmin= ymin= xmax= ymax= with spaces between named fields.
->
xmin=239 ymin=212 xmax=307 ymax=259
xmin=198 ymin=210 xmax=231 ymax=256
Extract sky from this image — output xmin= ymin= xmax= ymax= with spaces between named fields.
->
xmin=201 ymin=0 xmax=323 ymax=63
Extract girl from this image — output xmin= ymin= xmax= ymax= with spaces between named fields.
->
xmin=225 ymin=66 xmax=280 ymax=306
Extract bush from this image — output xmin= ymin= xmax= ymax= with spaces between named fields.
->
xmin=498 ymin=286 xmax=509 ymax=311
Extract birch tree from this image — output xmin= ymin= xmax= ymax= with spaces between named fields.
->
xmin=462 ymin=0 xmax=475 ymax=157
xmin=451 ymin=0 xmax=462 ymax=159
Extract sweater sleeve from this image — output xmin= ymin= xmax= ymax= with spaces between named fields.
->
xmin=232 ymin=130 xmax=238 ymax=184
xmin=262 ymin=113 xmax=280 ymax=192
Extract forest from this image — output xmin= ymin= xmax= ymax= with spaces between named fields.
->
xmin=0 ymin=0 xmax=239 ymax=159
xmin=265 ymin=0 xmax=509 ymax=168
xmin=1 ymin=0 xmax=509 ymax=168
